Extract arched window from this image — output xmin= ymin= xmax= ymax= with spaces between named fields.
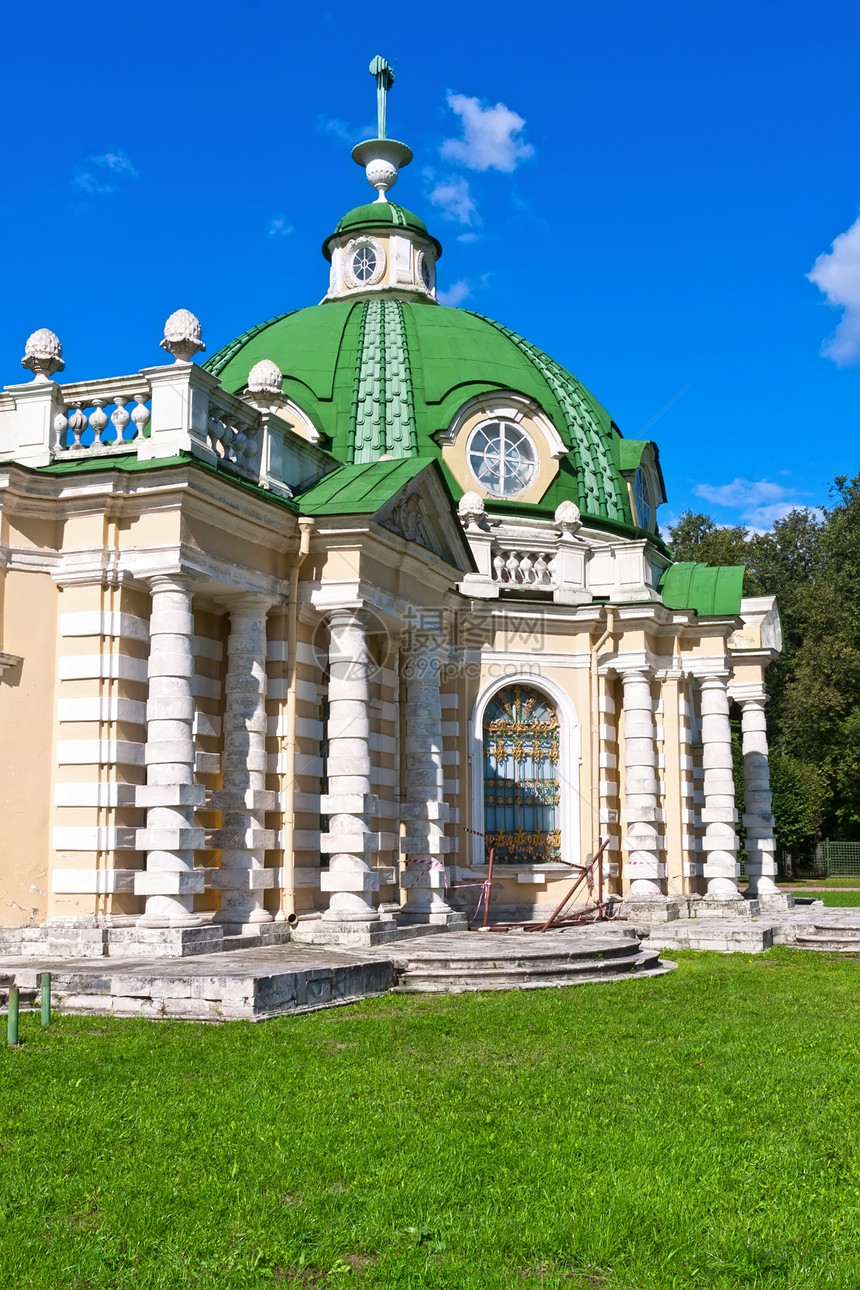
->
xmin=482 ymin=685 xmax=561 ymax=864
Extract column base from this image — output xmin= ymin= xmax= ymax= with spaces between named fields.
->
xmin=291 ymin=918 xmax=398 ymax=948
xmin=110 ymin=924 xmax=225 ymax=958
xmin=621 ymin=898 xmax=681 ymax=925
xmin=696 ymin=895 xmax=761 ymax=920
xmin=398 ymin=909 xmax=469 ymax=929
xmin=751 ymin=891 xmax=795 ymax=913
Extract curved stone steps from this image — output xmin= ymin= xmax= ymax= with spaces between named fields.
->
xmin=794 ymin=922 xmax=860 ymax=953
xmin=393 ymin=934 xmax=674 ymax=993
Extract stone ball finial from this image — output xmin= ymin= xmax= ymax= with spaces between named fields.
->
xmin=458 ymin=490 xmax=487 ymax=530
xmin=246 ymin=358 xmax=283 ymax=408
xmin=21 ymin=328 xmax=65 ymax=382
xmin=555 ymin=499 xmax=582 ymax=535
xmin=160 ymin=309 xmax=205 ymax=363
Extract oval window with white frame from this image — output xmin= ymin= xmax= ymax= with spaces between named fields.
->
xmin=467 ymin=419 xmax=539 ymax=497
xmin=417 ymin=248 xmax=433 ymax=291
xmin=343 ymin=237 xmax=385 ymax=288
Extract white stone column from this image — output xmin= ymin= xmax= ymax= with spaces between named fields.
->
xmin=737 ymin=693 xmax=781 ymax=898
xmin=135 ymin=575 xmax=205 ymax=926
xmin=619 ymin=667 xmax=665 ymax=899
xmin=699 ymin=674 xmax=742 ymax=902
xmin=400 ymin=634 xmax=463 ymax=926
xmin=212 ymin=595 xmax=276 ymax=933
xmin=316 ymin=609 xmax=392 ymax=942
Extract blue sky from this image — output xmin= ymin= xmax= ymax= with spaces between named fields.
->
xmin=2 ymin=0 xmax=860 ymax=532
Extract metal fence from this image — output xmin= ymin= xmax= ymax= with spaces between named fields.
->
xmin=778 ymin=840 xmax=860 ymax=879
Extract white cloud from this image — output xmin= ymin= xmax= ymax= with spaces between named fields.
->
xmin=268 ymin=217 xmax=293 ymax=239
xmin=694 ymin=478 xmax=799 ymax=530
xmin=808 ymin=216 xmax=860 ymax=364
xmin=441 ymin=93 xmax=534 ymax=173
xmin=438 ymin=280 xmax=471 ymax=307
xmin=426 ymin=174 xmax=480 ymax=226
xmin=317 ymin=115 xmax=375 ymax=145
xmin=73 ymin=150 xmax=137 ymax=196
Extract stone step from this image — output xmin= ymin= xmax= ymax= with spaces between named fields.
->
xmin=395 ymin=948 xmax=672 ymax=993
xmin=399 ymin=939 xmax=639 ymax=975
xmin=794 ymin=933 xmax=860 ymax=953
xmin=0 ymin=987 xmax=38 ymax=1008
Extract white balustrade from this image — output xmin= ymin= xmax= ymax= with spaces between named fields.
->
xmin=491 ymin=545 xmax=557 ymax=587
xmin=205 ymin=389 xmax=263 ymax=480
xmin=52 ymin=379 xmax=152 ymax=457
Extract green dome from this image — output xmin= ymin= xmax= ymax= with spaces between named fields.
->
xmin=203 ymin=299 xmax=645 ymax=531
xmin=323 ymin=202 xmax=442 ymax=259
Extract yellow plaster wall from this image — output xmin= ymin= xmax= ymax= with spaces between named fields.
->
xmin=0 ymin=571 xmax=57 ymax=926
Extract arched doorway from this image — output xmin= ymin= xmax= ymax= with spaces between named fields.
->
xmin=482 ymin=685 xmax=561 ymax=864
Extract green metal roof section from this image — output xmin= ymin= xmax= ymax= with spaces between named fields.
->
xmin=351 ymin=301 xmax=418 ymax=463
xmin=204 ymin=301 xmax=645 ymax=532
xmin=659 ymin=562 xmax=745 ymax=616
xmin=202 ymin=311 xmax=298 ymax=380
xmin=616 ymin=439 xmax=649 ymax=471
xmin=323 ymin=202 xmax=442 ymax=259
xmin=296 ymin=457 xmax=432 ymax=514
xmin=470 ymin=313 xmax=627 ymax=523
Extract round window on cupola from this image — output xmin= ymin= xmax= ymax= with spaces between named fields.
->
xmin=343 ymin=236 xmax=386 ymax=288
xmin=467 ymin=420 xmax=539 ymax=497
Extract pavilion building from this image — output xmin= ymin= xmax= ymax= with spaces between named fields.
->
xmin=0 ymin=60 xmax=788 ymax=957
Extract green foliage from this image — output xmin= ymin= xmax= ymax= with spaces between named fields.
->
xmin=2 ymin=957 xmax=860 ymax=1288
xmin=769 ymin=750 xmax=827 ymax=849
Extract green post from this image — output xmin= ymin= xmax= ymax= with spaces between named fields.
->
xmin=7 ymin=985 xmax=19 ymax=1047
xmin=40 ymin=972 xmax=51 ymax=1026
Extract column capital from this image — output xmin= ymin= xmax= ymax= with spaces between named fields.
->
xmin=326 ymin=606 xmax=372 ymax=635
xmin=728 ymin=682 xmax=768 ymax=708
xmin=615 ymin=662 xmax=654 ymax=683
xmin=147 ymin=572 xmax=193 ymax=595
xmin=697 ymin=672 xmax=732 ymax=691
xmin=217 ymin=591 xmax=278 ymax=616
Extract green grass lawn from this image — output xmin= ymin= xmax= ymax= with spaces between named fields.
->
xmin=781 ymin=877 xmax=860 ymax=889
xmin=793 ymin=889 xmax=860 ymax=906
xmin=2 ymin=949 xmax=860 ymax=1290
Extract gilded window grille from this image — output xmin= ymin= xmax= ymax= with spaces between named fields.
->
xmin=483 ymin=685 xmax=560 ymax=864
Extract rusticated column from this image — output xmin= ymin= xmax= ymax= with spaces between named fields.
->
xmin=699 ymin=674 xmax=742 ymax=902
xmin=736 ymin=692 xmax=782 ymax=900
xmin=135 ymin=575 xmax=205 ymax=926
xmin=619 ymin=667 xmax=664 ymax=898
xmin=315 ymin=609 xmax=393 ymax=943
xmin=400 ymin=633 xmax=464 ymax=926
xmin=212 ymin=595 xmax=276 ymax=933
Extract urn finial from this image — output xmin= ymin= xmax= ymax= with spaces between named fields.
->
xmin=246 ymin=358 xmax=283 ymax=409
xmin=554 ymin=500 xmax=582 ymax=535
xmin=160 ymin=309 xmax=206 ymax=363
xmin=458 ymin=491 xmax=487 ymax=530
xmin=21 ymin=328 xmax=65 ymax=382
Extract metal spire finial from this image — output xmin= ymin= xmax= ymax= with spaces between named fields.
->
xmin=369 ymin=56 xmax=394 ymax=140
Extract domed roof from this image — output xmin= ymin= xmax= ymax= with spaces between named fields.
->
xmin=323 ymin=202 xmax=442 ymax=259
xmin=204 ymin=299 xmax=649 ymax=531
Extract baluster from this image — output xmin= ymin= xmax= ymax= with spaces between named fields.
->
xmin=231 ymin=423 xmax=248 ymax=468
xmin=53 ymin=408 xmax=69 ymax=453
xmin=493 ymin=551 xmax=506 ymax=582
xmin=207 ymin=412 xmax=224 ymax=456
xmin=110 ymin=397 xmax=131 ymax=443
xmin=221 ymin=417 xmax=237 ymax=464
xmin=68 ymin=402 xmax=87 ymax=449
xmin=547 ymin=553 xmax=559 ymax=585
xmin=520 ymin=553 xmax=534 ymax=583
xmin=131 ymin=393 xmax=151 ymax=441
xmin=534 ymin=554 xmax=549 ymax=584
xmin=505 ymin=552 xmax=520 ymax=583
xmin=89 ymin=398 xmax=109 ymax=446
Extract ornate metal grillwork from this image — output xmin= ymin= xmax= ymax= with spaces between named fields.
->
xmin=483 ymin=685 xmax=560 ymax=864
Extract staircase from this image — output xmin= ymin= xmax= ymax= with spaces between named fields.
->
xmin=393 ymin=930 xmax=674 ymax=993
xmin=0 ymin=974 xmax=37 ymax=1008
xmin=792 ymin=920 xmax=860 ymax=954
